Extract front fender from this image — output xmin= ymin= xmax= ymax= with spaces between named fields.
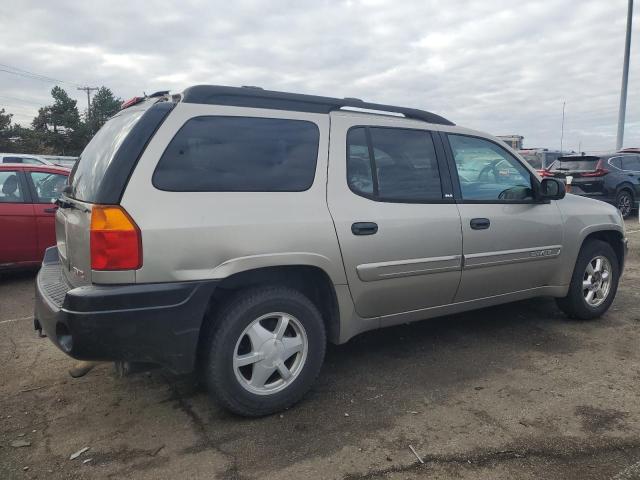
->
xmin=554 ymin=194 xmax=625 ymax=286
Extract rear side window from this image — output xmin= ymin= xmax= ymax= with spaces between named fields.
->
xmin=623 ymin=155 xmax=640 ymax=171
xmin=610 ymin=157 xmax=623 ymax=169
xmin=0 ymin=171 xmax=24 ymax=203
xmin=347 ymin=127 xmax=442 ymax=202
xmin=153 ymin=116 xmax=320 ymax=192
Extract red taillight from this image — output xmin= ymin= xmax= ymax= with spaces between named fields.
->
xmin=90 ymin=206 xmax=142 ymax=270
xmin=581 ymin=160 xmax=609 ymax=177
xmin=538 ymin=169 xmax=553 ymax=177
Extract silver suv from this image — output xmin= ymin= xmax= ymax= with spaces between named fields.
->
xmin=35 ymin=86 xmax=627 ymax=416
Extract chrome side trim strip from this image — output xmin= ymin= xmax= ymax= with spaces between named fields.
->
xmin=464 ymin=245 xmax=562 ymax=270
xmin=356 ymin=255 xmax=462 ymax=282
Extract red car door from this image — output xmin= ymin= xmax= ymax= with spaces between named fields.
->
xmin=26 ymin=169 xmax=69 ymax=261
xmin=0 ymin=169 xmax=37 ymax=266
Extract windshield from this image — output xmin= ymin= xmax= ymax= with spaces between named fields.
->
xmin=68 ymin=109 xmax=145 ymax=202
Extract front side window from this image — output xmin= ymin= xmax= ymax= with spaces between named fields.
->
xmin=29 ymin=172 xmax=67 ymax=203
xmin=347 ymin=127 xmax=442 ymax=202
xmin=153 ymin=116 xmax=320 ymax=192
xmin=0 ymin=171 xmax=24 ymax=203
xmin=448 ymin=134 xmax=534 ymax=201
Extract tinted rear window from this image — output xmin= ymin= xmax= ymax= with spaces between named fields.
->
xmin=153 ymin=116 xmax=320 ymax=192
xmin=623 ymin=155 xmax=640 ymax=171
xmin=551 ymin=158 xmax=599 ymax=171
xmin=69 ymin=109 xmax=145 ymax=201
xmin=347 ymin=126 xmax=442 ymax=202
xmin=519 ymin=152 xmax=542 ymax=169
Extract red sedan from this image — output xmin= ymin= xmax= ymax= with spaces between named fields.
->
xmin=0 ymin=163 xmax=70 ymax=269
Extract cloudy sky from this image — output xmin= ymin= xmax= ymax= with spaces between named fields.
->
xmin=0 ymin=0 xmax=637 ymax=151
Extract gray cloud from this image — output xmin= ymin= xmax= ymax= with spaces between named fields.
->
xmin=0 ymin=0 xmax=637 ymax=151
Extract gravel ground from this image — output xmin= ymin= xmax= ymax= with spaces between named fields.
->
xmin=1 ymin=219 xmax=640 ymax=479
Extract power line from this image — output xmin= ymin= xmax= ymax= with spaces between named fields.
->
xmin=0 ymin=94 xmax=46 ymax=107
xmin=0 ymin=63 xmax=83 ymax=88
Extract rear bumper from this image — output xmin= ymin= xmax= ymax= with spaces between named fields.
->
xmin=34 ymin=247 xmax=218 ymax=373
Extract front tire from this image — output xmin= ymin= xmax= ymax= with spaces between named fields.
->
xmin=556 ymin=239 xmax=619 ymax=320
xmin=203 ymin=287 xmax=326 ymax=416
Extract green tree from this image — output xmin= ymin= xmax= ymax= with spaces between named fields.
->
xmin=32 ymin=86 xmax=86 ymax=155
xmin=88 ymin=86 xmax=121 ymax=133
xmin=0 ymin=108 xmax=13 ymax=151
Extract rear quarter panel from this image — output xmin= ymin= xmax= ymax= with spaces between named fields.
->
xmin=121 ymin=103 xmax=347 ymax=285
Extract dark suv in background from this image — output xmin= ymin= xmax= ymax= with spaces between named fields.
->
xmin=543 ymin=153 xmax=640 ymax=218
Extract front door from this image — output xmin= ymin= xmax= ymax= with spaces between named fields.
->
xmin=327 ymin=114 xmax=463 ymax=319
xmin=443 ymin=133 xmax=564 ymax=301
xmin=0 ymin=169 xmax=37 ymax=266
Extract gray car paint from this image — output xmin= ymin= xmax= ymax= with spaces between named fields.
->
xmin=55 ymin=102 xmax=626 ymax=345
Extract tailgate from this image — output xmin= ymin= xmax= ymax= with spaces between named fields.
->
xmin=55 ymin=197 xmax=93 ymax=287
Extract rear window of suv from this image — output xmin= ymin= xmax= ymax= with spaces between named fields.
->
xmin=153 ymin=116 xmax=320 ymax=192
xmin=69 ymin=108 xmax=145 ymax=201
xmin=550 ymin=157 xmax=599 ymax=171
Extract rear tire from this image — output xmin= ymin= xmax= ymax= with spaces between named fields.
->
xmin=555 ymin=240 xmax=619 ymax=320
xmin=203 ymin=286 xmax=326 ymax=417
xmin=616 ymin=190 xmax=634 ymax=219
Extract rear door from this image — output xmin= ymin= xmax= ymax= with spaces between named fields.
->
xmin=26 ymin=170 xmax=68 ymax=261
xmin=327 ymin=113 xmax=462 ymax=319
xmin=0 ymin=169 xmax=37 ymax=266
xmin=443 ymin=133 xmax=564 ymax=301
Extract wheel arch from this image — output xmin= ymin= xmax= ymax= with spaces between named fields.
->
xmin=616 ymin=183 xmax=635 ymax=199
xmin=199 ymin=264 xmax=341 ymax=357
xmin=579 ymin=229 xmax=625 ymax=272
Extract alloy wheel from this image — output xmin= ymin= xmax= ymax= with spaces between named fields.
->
xmin=233 ymin=312 xmax=308 ymax=395
xmin=582 ymin=255 xmax=612 ymax=308
xmin=618 ymin=193 xmax=632 ymax=217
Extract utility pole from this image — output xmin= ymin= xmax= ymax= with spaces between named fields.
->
xmin=616 ymin=0 xmax=633 ymax=151
xmin=560 ymin=101 xmax=566 ymax=152
xmin=77 ymin=86 xmax=98 ymax=124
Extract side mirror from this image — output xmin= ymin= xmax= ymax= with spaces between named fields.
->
xmin=539 ymin=178 xmax=566 ymax=200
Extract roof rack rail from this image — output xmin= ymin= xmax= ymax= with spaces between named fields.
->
xmin=181 ymin=85 xmax=454 ymax=126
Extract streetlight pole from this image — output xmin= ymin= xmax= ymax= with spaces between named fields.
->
xmin=616 ymin=0 xmax=633 ymax=151
xmin=560 ymin=101 xmax=565 ymax=152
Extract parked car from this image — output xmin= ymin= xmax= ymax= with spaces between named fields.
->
xmin=41 ymin=155 xmax=79 ymax=168
xmin=0 ymin=164 xmax=69 ymax=269
xmin=35 ymin=86 xmax=627 ymax=416
xmin=518 ymin=149 xmax=566 ymax=171
xmin=1 ymin=153 xmax=56 ymax=166
xmin=542 ymin=153 xmax=640 ymax=218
